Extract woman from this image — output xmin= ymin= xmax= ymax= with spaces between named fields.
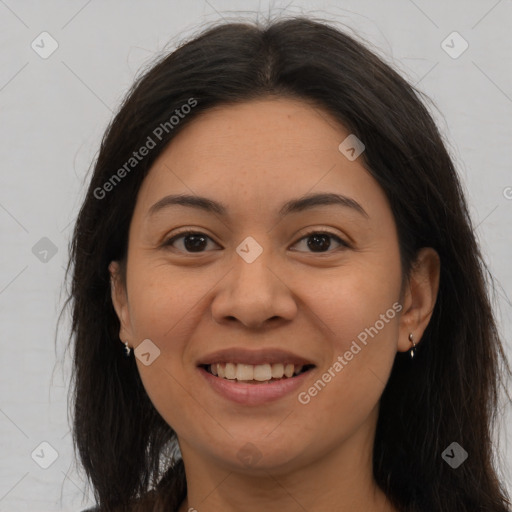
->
xmin=66 ymin=16 xmax=512 ymax=512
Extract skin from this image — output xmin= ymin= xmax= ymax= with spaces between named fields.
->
xmin=110 ymin=97 xmax=440 ymax=512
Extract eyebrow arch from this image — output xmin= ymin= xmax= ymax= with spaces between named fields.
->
xmin=147 ymin=192 xmax=369 ymax=219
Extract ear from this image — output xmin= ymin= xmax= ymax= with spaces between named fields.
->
xmin=109 ymin=261 xmax=135 ymax=344
xmin=397 ymin=247 xmax=440 ymax=353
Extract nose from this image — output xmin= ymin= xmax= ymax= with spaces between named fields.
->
xmin=210 ymin=244 xmax=297 ymax=330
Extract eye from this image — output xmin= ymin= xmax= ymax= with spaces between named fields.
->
xmin=291 ymin=230 xmax=349 ymax=253
xmin=162 ymin=229 xmax=350 ymax=254
xmin=163 ymin=230 xmax=219 ymax=253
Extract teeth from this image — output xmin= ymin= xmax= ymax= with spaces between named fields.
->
xmin=225 ymin=363 xmax=236 ymax=379
xmin=253 ymin=364 xmax=272 ymax=381
xmin=208 ymin=363 xmax=308 ymax=381
xmin=236 ymin=364 xmax=254 ymax=381
xmin=271 ymin=363 xmax=284 ymax=378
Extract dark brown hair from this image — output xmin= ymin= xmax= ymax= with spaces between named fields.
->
xmin=63 ymin=16 xmax=512 ymax=512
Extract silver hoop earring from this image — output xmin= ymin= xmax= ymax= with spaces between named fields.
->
xmin=123 ymin=341 xmax=131 ymax=357
xmin=408 ymin=333 xmax=416 ymax=359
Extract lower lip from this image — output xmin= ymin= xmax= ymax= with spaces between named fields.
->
xmin=198 ymin=366 xmax=314 ymax=406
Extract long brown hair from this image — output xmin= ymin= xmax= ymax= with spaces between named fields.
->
xmin=63 ymin=16 xmax=512 ymax=511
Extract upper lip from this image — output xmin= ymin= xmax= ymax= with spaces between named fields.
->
xmin=196 ymin=348 xmax=315 ymax=366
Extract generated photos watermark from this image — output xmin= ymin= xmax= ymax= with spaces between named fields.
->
xmin=297 ymin=301 xmax=403 ymax=404
xmin=94 ymin=97 xmax=198 ymax=200
xmin=441 ymin=442 xmax=468 ymax=469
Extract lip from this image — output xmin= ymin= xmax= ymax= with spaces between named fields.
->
xmin=196 ymin=347 xmax=315 ymax=366
xmin=198 ymin=365 xmax=315 ymax=406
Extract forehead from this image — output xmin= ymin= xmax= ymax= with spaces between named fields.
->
xmin=156 ymin=97 xmax=348 ymax=171
xmin=133 ymin=97 xmax=389 ymax=222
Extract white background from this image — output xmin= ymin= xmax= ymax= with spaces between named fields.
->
xmin=0 ymin=1 xmax=511 ymax=510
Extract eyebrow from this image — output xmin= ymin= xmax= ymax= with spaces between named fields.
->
xmin=147 ymin=192 xmax=369 ymax=219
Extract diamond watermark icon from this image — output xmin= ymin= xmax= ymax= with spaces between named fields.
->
xmin=441 ymin=441 xmax=468 ymax=468
xmin=441 ymin=31 xmax=468 ymax=59
xmin=236 ymin=236 xmax=263 ymax=263
xmin=31 ymin=441 xmax=59 ymax=469
xmin=32 ymin=237 xmax=58 ymax=263
xmin=338 ymin=134 xmax=365 ymax=161
xmin=31 ymin=32 xmax=59 ymax=59
xmin=134 ymin=338 xmax=161 ymax=366
xmin=236 ymin=442 xmax=263 ymax=468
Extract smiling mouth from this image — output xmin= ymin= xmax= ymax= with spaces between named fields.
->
xmin=200 ymin=362 xmax=315 ymax=384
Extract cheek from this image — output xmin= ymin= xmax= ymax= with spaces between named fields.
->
xmin=127 ymin=269 xmax=197 ymax=429
xmin=127 ymin=263 xmax=207 ymax=342
xmin=299 ymin=254 xmax=402 ymax=412
xmin=312 ymin=250 xmax=402 ymax=345
xmin=126 ymin=265 xmax=212 ymax=419
xmin=294 ymin=296 xmax=400 ymax=453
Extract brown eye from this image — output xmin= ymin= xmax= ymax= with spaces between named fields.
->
xmin=164 ymin=231 xmax=218 ymax=253
xmin=292 ymin=231 xmax=349 ymax=253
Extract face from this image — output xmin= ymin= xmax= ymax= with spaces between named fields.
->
xmin=110 ymin=97 xmax=434 ymax=476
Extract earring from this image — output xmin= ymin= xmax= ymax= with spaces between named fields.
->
xmin=123 ymin=341 xmax=131 ymax=357
xmin=408 ymin=333 xmax=416 ymax=359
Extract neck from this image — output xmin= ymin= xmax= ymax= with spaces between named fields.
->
xmin=176 ymin=407 xmax=397 ymax=512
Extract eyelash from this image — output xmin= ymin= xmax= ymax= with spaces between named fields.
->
xmin=162 ymin=228 xmax=350 ymax=254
